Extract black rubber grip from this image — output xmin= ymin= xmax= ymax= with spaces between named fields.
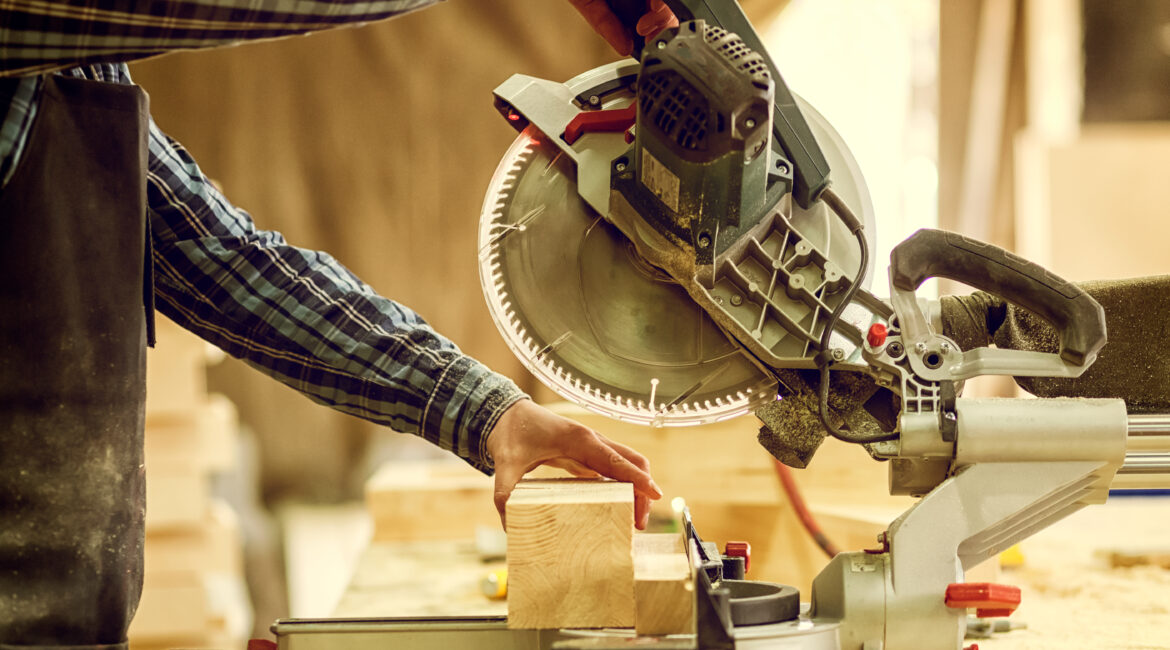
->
xmin=604 ymin=0 xmax=649 ymax=58
xmin=890 ymin=229 xmax=1106 ymax=366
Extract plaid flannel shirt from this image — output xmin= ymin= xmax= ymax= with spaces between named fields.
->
xmin=0 ymin=1 xmax=525 ymax=473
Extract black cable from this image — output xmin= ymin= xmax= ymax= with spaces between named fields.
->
xmin=816 ymin=188 xmax=898 ymax=445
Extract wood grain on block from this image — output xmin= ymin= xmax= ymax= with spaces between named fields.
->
xmin=144 ymin=393 xmax=238 ymax=472
xmin=506 ymin=478 xmax=635 ymax=629
xmin=634 ymin=533 xmax=694 ymax=635
xmin=365 ymin=460 xmax=499 ymax=541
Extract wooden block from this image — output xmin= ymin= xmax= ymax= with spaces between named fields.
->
xmin=365 ymin=460 xmax=499 ymax=542
xmin=128 ymin=575 xmax=208 ymax=644
xmin=146 ymin=319 xmax=214 ymax=415
xmin=144 ymin=394 xmax=238 ymax=473
xmin=634 ymin=533 xmax=694 ymax=635
xmin=506 ymin=478 xmax=635 ymax=629
xmin=144 ymin=501 xmax=243 ymax=578
xmin=145 ymin=467 xmax=208 ymax=531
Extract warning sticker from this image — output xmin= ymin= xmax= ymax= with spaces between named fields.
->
xmin=640 ymin=148 xmax=680 ymax=213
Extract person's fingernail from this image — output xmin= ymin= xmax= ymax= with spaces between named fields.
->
xmin=649 ymin=480 xmax=663 ymax=499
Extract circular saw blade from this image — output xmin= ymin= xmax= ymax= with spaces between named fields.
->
xmin=479 ymin=127 xmax=778 ymax=426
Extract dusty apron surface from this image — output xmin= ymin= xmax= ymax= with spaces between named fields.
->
xmin=0 ymin=73 xmax=149 ymax=649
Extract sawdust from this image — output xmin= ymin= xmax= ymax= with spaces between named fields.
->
xmin=978 ymin=499 xmax=1170 ymax=650
xmin=941 ymin=276 xmax=1170 ymax=411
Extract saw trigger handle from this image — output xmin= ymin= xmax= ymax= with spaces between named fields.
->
xmin=890 ymin=228 xmax=1106 ymax=366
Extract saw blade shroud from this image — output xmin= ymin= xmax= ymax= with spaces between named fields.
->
xmin=478 ymin=73 xmax=874 ymax=426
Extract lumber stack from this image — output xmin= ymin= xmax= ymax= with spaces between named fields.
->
xmin=129 ymin=318 xmax=249 ymax=649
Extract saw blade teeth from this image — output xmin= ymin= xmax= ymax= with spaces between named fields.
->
xmin=477 ymin=127 xmax=780 ymax=427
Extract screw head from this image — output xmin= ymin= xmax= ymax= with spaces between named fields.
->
xmin=745 ymin=118 xmax=757 ymax=129
xmin=615 ymin=162 xmax=627 ymax=172
xmin=697 ymin=233 xmax=712 ymax=249
xmin=730 ymin=294 xmax=743 ymax=307
xmin=831 ymin=348 xmax=846 ymax=362
xmin=914 ymin=342 xmax=928 ymax=354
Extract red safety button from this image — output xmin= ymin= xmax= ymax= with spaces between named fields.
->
xmin=725 ymin=541 xmax=751 ymax=573
xmin=866 ymin=323 xmax=888 ymax=348
xmin=944 ymin=582 xmax=1021 ymax=618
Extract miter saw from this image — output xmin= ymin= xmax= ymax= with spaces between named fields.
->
xmin=269 ymin=1 xmax=1170 ymax=648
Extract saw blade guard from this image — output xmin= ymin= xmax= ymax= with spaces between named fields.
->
xmin=479 ymin=63 xmax=875 ymax=426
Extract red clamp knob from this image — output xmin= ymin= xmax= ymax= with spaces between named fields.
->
xmin=866 ymin=323 xmax=889 ymax=348
xmin=724 ymin=541 xmax=751 ymax=573
xmin=944 ymin=582 xmax=1021 ymax=618
xmin=563 ymin=102 xmax=638 ymax=145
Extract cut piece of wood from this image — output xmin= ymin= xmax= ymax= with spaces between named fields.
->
xmin=506 ymin=478 xmax=635 ymax=629
xmin=634 ymin=533 xmax=694 ymax=636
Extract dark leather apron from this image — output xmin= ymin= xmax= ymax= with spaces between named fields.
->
xmin=0 ymin=74 xmax=149 ymax=649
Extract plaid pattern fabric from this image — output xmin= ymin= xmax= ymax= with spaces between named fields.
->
xmin=0 ymin=48 xmax=524 ymax=473
xmin=0 ymin=0 xmax=439 ymax=76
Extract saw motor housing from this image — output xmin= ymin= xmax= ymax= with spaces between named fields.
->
xmin=616 ymin=20 xmax=778 ymax=265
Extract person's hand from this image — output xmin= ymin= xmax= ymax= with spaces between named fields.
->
xmin=487 ymin=398 xmax=662 ymax=530
xmin=568 ymin=0 xmax=680 ymax=56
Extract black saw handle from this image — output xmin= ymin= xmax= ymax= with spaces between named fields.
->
xmin=890 ymin=228 xmax=1106 ymax=366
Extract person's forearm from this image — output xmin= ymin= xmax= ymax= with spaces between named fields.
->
xmin=0 ymin=0 xmax=440 ymax=76
xmin=146 ymin=116 xmax=526 ymax=472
